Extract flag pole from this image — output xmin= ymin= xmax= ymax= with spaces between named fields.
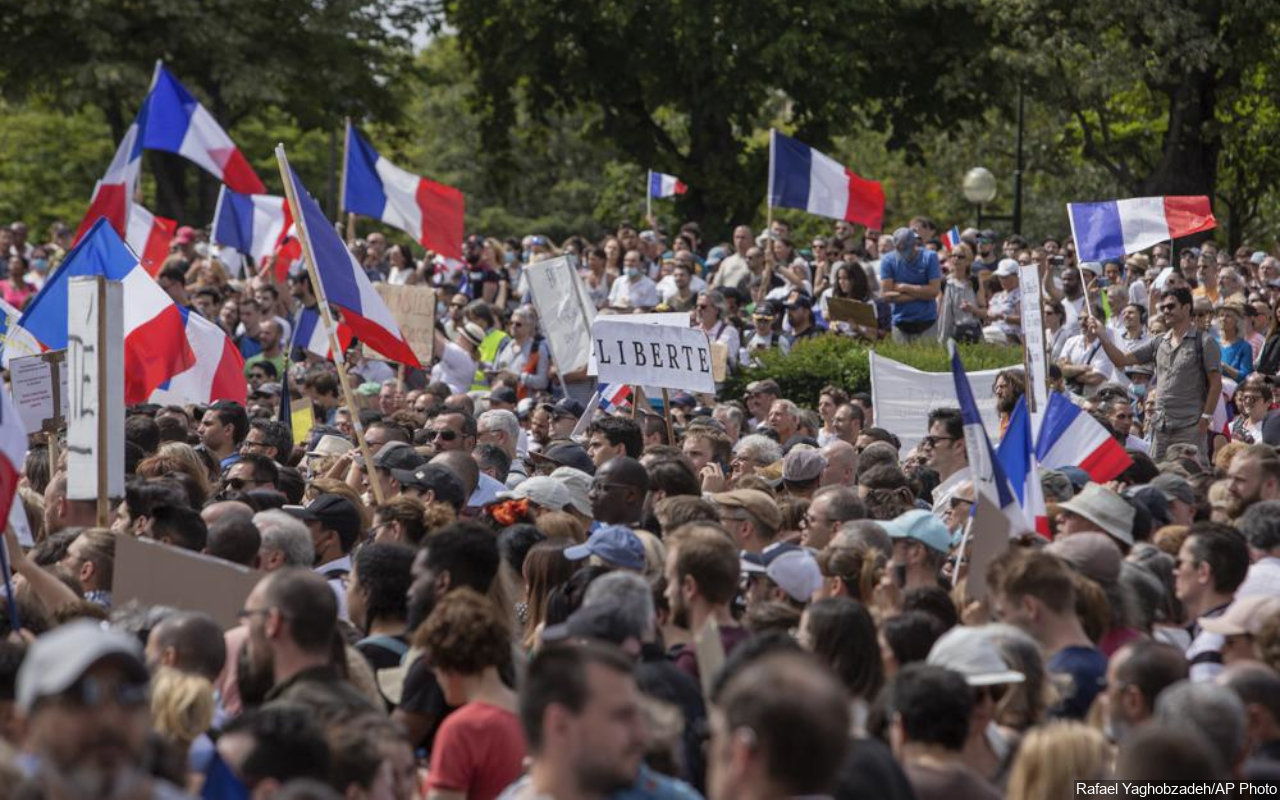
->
xmin=340 ymin=118 xmax=356 ymax=245
xmin=645 ymin=170 xmax=652 ymax=229
xmin=760 ymin=131 xmax=776 ymax=307
xmin=275 ymin=143 xmax=386 ymax=507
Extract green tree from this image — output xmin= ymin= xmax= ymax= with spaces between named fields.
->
xmin=434 ymin=0 xmax=1000 ymax=238
xmin=0 ymin=0 xmax=425 ymax=221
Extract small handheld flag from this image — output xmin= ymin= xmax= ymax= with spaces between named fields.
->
xmin=647 ymin=171 xmax=687 ymax=199
xmin=942 ymin=226 xmax=962 ymax=251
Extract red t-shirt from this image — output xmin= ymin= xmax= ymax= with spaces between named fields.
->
xmin=427 ymin=701 xmax=527 ymax=800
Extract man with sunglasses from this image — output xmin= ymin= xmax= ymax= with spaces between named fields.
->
xmin=15 ymin=620 xmax=186 ymax=798
xmin=923 ymin=408 xmax=969 ymax=518
xmin=1089 ymin=286 xmax=1222 ymax=463
xmin=426 ymin=411 xmax=476 ymax=454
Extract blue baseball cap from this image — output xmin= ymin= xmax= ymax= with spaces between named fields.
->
xmin=882 ymin=509 xmax=952 ymax=554
xmin=564 ymin=525 xmax=646 ymax=571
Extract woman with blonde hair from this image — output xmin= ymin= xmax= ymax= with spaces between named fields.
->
xmin=1006 ymin=721 xmax=1111 ymax=800
xmin=136 ymin=442 xmax=213 ymax=503
xmin=534 ymin=510 xmax=585 ymax=544
xmin=150 ymin=667 xmax=215 ymax=791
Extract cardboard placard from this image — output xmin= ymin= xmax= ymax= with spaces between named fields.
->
xmin=9 ymin=352 xmax=68 ymax=435
xmin=591 ymin=318 xmax=715 ymax=394
xmin=826 ymin=297 xmax=879 ymax=328
xmin=962 ymin=489 xmax=1013 ymax=602
xmin=114 ymin=535 xmax=263 ymax=629
xmin=526 ymin=256 xmax=596 ymax=375
xmin=361 ymin=284 xmax=436 ymax=365
xmin=710 ymin=342 xmax=728 ymax=383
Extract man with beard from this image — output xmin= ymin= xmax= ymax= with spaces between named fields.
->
xmin=664 ymin=523 xmax=753 ymax=682
xmin=991 ymin=369 xmax=1025 ymax=437
xmin=15 ymin=620 xmax=188 ymax=798
xmin=1101 ymin=640 xmax=1188 ymax=744
xmin=500 ymin=643 xmax=648 ymax=800
xmin=1226 ymin=444 xmax=1280 ymax=519
xmin=241 ymin=568 xmax=374 ymax=716
xmin=395 ymin=521 xmax=502 ymax=751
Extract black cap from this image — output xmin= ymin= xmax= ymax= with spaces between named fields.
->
xmin=784 ymin=294 xmax=813 ymax=310
xmin=490 ymin=386 xmax=518 ymax=405
xmin=389 ymin=464 xmax=467 ymax=509
xmin=372 ymin=443 xmax=427 ymax=472
xmin=550 ymin=398 xmax=585 ymax=419
xmin=529 ymin=440 xmax=595 ymax=475
xmin=290 ymin=494 xmax=362 ymax=552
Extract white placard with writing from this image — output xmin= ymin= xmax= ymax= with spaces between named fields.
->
xmin=525 ymin=256 xmax=596 ymax=375
xmin=66 ymin=278 xmax=125 ymax=502
xmin=9 ymin=353 xmax=68 ymax=435
xmin=1018 ymin=264 xmax=1048 ymax=420
xmin=869 ymin=351 xmax=1006 ymax=454
xmin=591 ymin=318 xmax=715 ymax=394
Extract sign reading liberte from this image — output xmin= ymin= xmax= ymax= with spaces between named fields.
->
xmin=591 ymin=318 xmax=715 ymax=394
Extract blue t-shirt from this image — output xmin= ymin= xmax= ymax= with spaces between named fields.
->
xmin=1047 ymin=645 xmax=1107 ymax=720
xmin=879 ymin=249 xmax=941 ymax=325
xmin=1221 ymin=338 xmax=1253 ymax=381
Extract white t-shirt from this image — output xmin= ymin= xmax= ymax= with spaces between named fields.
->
xmin=608 ymin=275 xmax=659 ymax=309
xmin=430 ymin=341 xmax=477 ymax=394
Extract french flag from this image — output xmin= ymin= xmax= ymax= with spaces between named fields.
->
xmin=212 ymin=186 xmax=291 ymax=270
xmin=942 ymin=226 xmax=962 ymax=251
xmin=599 ymin=383 xmax=633 ymax=414
xmin=997 ymin=397 xmax=1050 ymax=537
xmin=283 ymin=155 xmax=421 ymax=368
xmin=17 ymin=219 xmax=194 ymax=404
xmin=1036 ymin=391 xmax=1134 ymax=482
xmin=0 ymin=297 xmax=40 ymax=367
xmin=142 ymin=64 xmax=265 ymax=195
xmin=290 ymin=306 xmax=352 ymax=361
xmin=648 ymin=171 xmax=687 ymax=199
xmin=150 ymin=308 xmax=246 ymax=407
xmin=74 ymin=114 xmax=146 ymax=244
xmin=343 ymin=123 xmax=465 ymax=261
xmin=768 ymin=130 xmax=885 ymax=230
xmin=1067 ymin=196 xmax=1216 ymax=262
xmin=125 ymin=203 xmax=176 ymax=277
xmin=950 ymin=343 xmax=1029 ymax=533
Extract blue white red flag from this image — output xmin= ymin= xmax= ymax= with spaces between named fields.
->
xmin=150 ymin=308 xmax=246 ymax=406
xmin=1067 ymin=196 xmax=1215 ymax=262
xmin=950 ymin=343 xmax=1028 ymax=533
xmin=599 ymin=383 xmax=633 ymax=413
xmin=648 ymin=171 xmax=687 ymax=199
xmin=1036 ymin=392 xmax=1133 ymax=482
xmin=768 ymin=130 xmax=884 ymax=230
xmin=212 ymin=187 xmax=291 ymax=270
xmin=74 ymin=113 xmax=147 ymax=244
xmin=126 ymin=203 xmax=176 ymax=277
xmin=283 ymin=154 xmax=421 ymax=368
xmin=17 ymin=219 xmax=194 ymax=403
xmin=996 ymin=397 xmax=1049 ymax=537
xmin=142 ymin=64 xmax=265 ymax=194
xmin=343 ymin=123 xmax=465 ymax=261
xmin=942 ymin=226 xmax=962 ymax=251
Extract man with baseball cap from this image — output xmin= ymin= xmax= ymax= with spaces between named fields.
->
xmin=367 ymin=441 xmax=426 ymax=505
xmin=389 ymin=463 xmax=467 ymax=512
xmin=882 ymin=509 xmax=951 ymax=591
xmin=1200 ymin=595 xmax=1280 ymax=667
xmin=711 ymin=489 xmax=781 ymax=554
xmin=565 ymin=524 xmax=646 ymax=572
xmin=15 ymin=620 xmax=184 ymax=797
xmin=879 ymin=227 xmax=941 ymax=343
xmin=781 ymin=448 xmax=825 ymax=499
xmin=286 ymin=493 xmax=363 ymax=619
xmin=741 ymin=547 xmax=823 ymax=611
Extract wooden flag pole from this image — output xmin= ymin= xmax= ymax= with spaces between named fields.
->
xmin=276 ymin=143 xmax=386 ymax=507
xmin=646 ymin=170 xmax=653 ymax=228
xmin=94 ymin=277 xmax=110 ymax=527
xmin=339 ymin=117 xmax=357 ymax=245
xmin=660 ymin=388 xmax=675 ymax=445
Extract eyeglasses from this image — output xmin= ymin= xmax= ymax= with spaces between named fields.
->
xmin=429 ymin=429 xmax=459 ymax=442
xmin=949 ymin=496 xmax=974 ymax=509
xmin=1158 ymin=304 xmax=1178 ymax=313
xmin=238 ymin=608 xmax=271 ymax=621
xmin=921 ymin=435 xmax=958 ymax=448
xmin=241 ymin=439 xmax=270 ymax=450
xmin=589 ymin=481 xmax=631 ymax=494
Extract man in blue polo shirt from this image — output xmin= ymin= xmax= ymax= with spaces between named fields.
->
xmin=879 ymin=227 xmax=942 ymax=343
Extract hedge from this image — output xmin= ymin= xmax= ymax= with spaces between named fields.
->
xmin=723 ymin=336 xmax=1024 ymax=407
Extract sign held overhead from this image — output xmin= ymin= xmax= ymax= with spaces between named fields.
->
xmin=591 ymin=318 xmax=715 ymax=394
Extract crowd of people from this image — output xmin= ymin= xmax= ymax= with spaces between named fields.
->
xmin=0 ymin=212 xmax=1279 ymax=799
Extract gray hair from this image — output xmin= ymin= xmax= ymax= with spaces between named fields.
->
xmin=734 ymin=434 xmax=782 ymax=466
xmin=254 ymin=510 xmax=315 ymax=568
xmin=833 ymin=520 xmax=893 ymax=563
xmin=582 ymin=571 xmax=655 ymax=639
xmin=1154 ymin=681 xmax=1246 ymax=773
xmin=478 ymin=409 xmax=521 ymax=441
xmin=512 ymin=305 xmax=539 ymax=328
xmin=714 ymin=404 xmax=745 ymax=435
xmin=697 ymin=289 xmax=727 ymax=320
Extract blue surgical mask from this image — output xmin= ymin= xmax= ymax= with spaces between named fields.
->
xmin=1132 ymin=383 xmax=1148 ymax=399
xmin=626 ymin=266 xmax=640 ymax=278
xmin=504 ymin=252 xmax=517 ymax=265
xmin=31 ymin=258 xmax=48 ymax=273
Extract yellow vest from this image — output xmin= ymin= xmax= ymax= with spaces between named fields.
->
xmin=471 ymin=329 xmax=510 ymax=391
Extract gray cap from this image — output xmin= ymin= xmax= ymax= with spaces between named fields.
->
xmin=1150 ymin=473 xmax=1195 ymax=506
xmin=17 ymin=620 xmax=150 ymax=713
xmin=782 ymin=448 xmax=826 ymax=483
xmin=927 ymin=626 xmax=1025 ymax=687
xmin=893 ymin=227 xmax=917 ymax=249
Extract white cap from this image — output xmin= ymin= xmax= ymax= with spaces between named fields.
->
xmin=927 ymin=625 xmax=1026 ymax=687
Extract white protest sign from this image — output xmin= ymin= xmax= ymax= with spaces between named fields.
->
xmin=587 ymin=312 xmax=691 ymax=374
xmin=868 ymin=351 xmax=1005 ymax=454
xmin=9 ymin=353 xmax=69 ymax=435
xmin=66 ymin=277 xmax=125 ymax=509
xmin=1018 ymin=264 xmax=1048 ymax=419
xmin=525 ymin=256 xmax=596 ymax=375
xmin=591 ymin=318 xmax=715 ymax=394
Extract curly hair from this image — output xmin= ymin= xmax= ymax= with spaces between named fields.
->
xmin=416 ymin=587 xmax=512 ymax=675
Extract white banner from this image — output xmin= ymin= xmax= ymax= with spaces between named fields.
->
xmin=1018 ymin=264 xmax=1048 ymax=420
xmin=591 ymin=318 xmax=715 ymax=394
xmin=525 ymin=256 xmax=596 ymax=375
xmin=67 ymin=277 xmax=125 ymax=503
xmin=587 ymin=312 xmax=691 ymax=374
xmin=868 ymin=351 xmax=1004 ymax=454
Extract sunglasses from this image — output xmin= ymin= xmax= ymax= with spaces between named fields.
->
xmin=921 ymin=435 xmax=957 ymax=448
xmin=1158 ymin=304 xmax=1178 ymax=313
xmin=429 ymin=429 xmax=459 ymax=442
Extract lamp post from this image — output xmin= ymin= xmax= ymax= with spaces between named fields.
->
xmin=963 ymin=167 xmax=997 ymax=229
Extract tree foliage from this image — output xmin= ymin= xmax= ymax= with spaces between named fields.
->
xmin=434 ymin=0 xmax=1000 ymax=237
